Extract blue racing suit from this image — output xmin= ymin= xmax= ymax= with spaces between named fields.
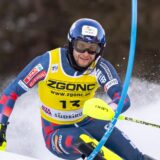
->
xmin=0 ymin=48 xmax=144 ymax=160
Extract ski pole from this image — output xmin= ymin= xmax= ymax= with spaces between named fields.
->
xmin=83 ymin=98 xmax=160 ymax=129
xmin=120 ymin=116 xmax=160 ymax=128
xmin=87 ymin=1 xmax=137 ymax=159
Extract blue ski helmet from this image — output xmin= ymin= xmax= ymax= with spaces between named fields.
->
xmin=68 ymin=18 xmax=106 ymax=52
xmin=67 ymin=18 xmax=106 ymax=71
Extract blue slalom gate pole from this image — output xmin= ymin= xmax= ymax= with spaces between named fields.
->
xmin=87 ymin=0 xmax=137 ymax=159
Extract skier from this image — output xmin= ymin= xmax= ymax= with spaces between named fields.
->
xmin=0 ymin=18 xmax=156 ymax=160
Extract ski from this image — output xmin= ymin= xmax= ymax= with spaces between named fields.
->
xmin=75 ymin=134 xmax=123 ymax=160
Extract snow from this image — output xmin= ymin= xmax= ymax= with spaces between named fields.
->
xmin=0 ymin=151 xmax=39 ymax=160
xmin=1 ymin=78 xmax=160 ymax=160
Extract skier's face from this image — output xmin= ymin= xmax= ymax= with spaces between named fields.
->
xmin=72 ymin=40 xmax=100 ymax=67
xmin=73 ymin=49 xmax=96 ymax=68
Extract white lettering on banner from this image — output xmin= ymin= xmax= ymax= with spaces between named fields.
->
xmin=51 ymin=131 xmax=57 ymax=152
xmin=58 ymin=135 xmax=70 ymax=154
xmin=28 ymin=70 xmax=46 ymax=87
xmin=23 ymin=64 xmax=43 ymax=84
xmin=100 ymin=62 xmax=113 ymax=80
xmin=104 ymin=79 xmax=118 ymax=91
xmin=18 ymin=80 xmax=29 ymax=91
xmin=41 ymin=105 xmax=83 ymax=121
xmin=82 ymin=25 xmax=98 ymax=36
xmin=104 ymin=122 xmax=114 ymax=130
xmin=96 ymin=69 xmax=106 ymax=84
xmin=96 ymin=69 xmax=101 ymax=77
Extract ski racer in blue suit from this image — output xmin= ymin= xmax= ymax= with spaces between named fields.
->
xmin=0 ymin=18 xmax=155 ymax=160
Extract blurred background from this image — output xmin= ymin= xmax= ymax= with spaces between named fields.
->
xmin=0 ymin=1 xmax=160 ymax=160
xmin=0 ymin=0 xmax=159 ymax=84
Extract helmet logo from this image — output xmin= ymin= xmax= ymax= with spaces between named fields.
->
xmin=82 ymin=25 xmax=98 ymax=36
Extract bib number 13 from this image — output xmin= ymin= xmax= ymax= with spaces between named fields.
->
xmin=60 ymin=100 xmax=80 ymax=109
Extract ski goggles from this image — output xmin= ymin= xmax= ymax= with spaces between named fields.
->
xmin=73 ymin=40 xmax=101 ymax=55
